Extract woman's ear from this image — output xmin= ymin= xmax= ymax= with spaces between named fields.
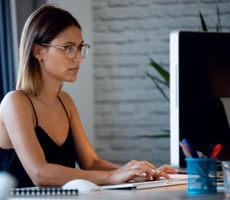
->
xmin=32 ymin=44 xmax=43 ymax=62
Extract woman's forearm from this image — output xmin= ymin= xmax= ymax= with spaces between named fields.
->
xmin=33 ymin=163 xmax=113 ymax=186
xmin=87 ymin=159 xmax=121 ymax=171
xmin=31 ymin=160 xmax=175 ymax=187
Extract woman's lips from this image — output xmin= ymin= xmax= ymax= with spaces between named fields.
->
xmin=69 ymin=68 xmax=79 ymax=73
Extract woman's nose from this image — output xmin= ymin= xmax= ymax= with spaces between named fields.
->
xmin=73 ymin=51 xmax=83 ymax=63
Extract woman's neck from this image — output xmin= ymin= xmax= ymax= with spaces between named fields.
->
xmin=36 ymin=82 xmax=62 ymax=108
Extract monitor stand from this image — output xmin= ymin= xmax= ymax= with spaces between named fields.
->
xmin=220 ymin=98 xmax=230 ymax=128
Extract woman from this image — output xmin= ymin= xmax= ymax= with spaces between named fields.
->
xmin=0 ymin=4 xmax=178 ymax=188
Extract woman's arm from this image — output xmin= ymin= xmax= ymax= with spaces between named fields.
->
xmin=59 ymin=92 xmax=173 ymax=183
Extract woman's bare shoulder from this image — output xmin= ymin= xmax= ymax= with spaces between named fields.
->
xmin=1 ymin=90 xmax=30 ymax=106
xmin=0 ymin=90 xmax=33 ymax=121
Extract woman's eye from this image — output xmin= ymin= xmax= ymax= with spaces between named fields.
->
xmin=67 ymin=46 xmax=75 ymax=52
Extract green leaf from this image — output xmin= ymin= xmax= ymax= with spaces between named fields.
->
xmin=146 ymin=71 xmax=169 ymax=87
xmin=137 ymin=134 xmax=170 ymax=138
xmin=152 ymin=76 xmax=169 ymax=102
xmin=217 ymin=6 xmax=221 ymax=32
xmin=199 ymin=11 xmax=208 ymax=31
xmin=161 ymin=129 xmax=170 ymax=134
xmin=149 ymin=58 xmax=169 ymax=84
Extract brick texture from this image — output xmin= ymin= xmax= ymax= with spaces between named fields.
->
xmin=92 ymin=0 xmax=230 ymax=167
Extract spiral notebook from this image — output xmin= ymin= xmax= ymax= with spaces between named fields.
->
xmin=10 ymin=187 xmax=78 ymax=196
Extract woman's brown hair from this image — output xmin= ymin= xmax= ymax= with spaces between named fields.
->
xmin=16 ymin=4 xmax=81 ymax=96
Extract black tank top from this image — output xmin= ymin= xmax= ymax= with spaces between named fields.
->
xmin=0 ymin=91 xmax=77 ymax=188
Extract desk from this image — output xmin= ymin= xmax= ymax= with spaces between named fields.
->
xmin=7 ymin=185 xmax=225 ymax=200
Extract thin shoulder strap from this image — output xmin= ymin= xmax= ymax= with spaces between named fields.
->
xmin=57 ymin=96 xmax=70 ymax=125
xmin=17 ymin=90 xmax=38 ymax=127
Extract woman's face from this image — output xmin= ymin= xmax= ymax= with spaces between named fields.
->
xmin=41 ymin=25 xmax=84 ymax=83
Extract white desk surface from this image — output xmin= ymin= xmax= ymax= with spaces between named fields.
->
xmin=7 ymin=185 xmax=225 ymax=200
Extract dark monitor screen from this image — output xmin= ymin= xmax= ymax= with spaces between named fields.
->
xmin=178 ymin=32 xmax=230 ymax=168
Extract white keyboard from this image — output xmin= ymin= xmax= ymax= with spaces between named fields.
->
xmin=101 ymin=175 xmax=188 ymax=190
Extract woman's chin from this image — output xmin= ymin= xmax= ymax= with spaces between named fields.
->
xmin=65 ymin=75 xmax=77 ymax=82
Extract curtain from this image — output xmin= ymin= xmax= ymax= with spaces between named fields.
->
xmin=0 ymin=0 xmax=15 ymax=102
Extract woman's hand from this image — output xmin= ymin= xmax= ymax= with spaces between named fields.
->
xmin=157 ymin=164 xmax=179 ymax=174
xmin=109 ymin=160 xmax=171 ymax=185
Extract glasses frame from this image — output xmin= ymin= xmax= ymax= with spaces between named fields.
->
xmin=41 ymin=43 xmax=90 ymax=59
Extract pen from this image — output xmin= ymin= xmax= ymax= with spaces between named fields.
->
xmin=207 ymin=143 xmax=213 ymax=158
xmin=210 ymin=143 xmax=222 ymax=158
xmin=179 ymin=142 xmax=192 ymax=158
xmin=181 ymin=139 xmax=197 ymax=158
xmin=181 ymin=141 xmax=190 ymax=154
xmin=191 ymin=146 xmax=198 ymax=158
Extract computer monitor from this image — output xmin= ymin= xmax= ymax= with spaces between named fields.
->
xmin=170 ymin=31 xmax=230 ymax=168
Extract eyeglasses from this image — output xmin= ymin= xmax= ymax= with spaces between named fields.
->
xmin=41 ymin=43 xmax=90 ymax=59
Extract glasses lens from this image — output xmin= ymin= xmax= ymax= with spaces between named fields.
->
xmin=81 ymin=45 xmax=89 ymax=58
xmin=66 ymin=46 xmax=78 ymax=59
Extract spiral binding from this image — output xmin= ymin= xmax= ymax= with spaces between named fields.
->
xmin=11 ymin=188 xmax=78 ymax=196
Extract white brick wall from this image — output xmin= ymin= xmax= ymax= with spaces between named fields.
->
xmin=92 ymin=0 xmax=230 ymax=167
